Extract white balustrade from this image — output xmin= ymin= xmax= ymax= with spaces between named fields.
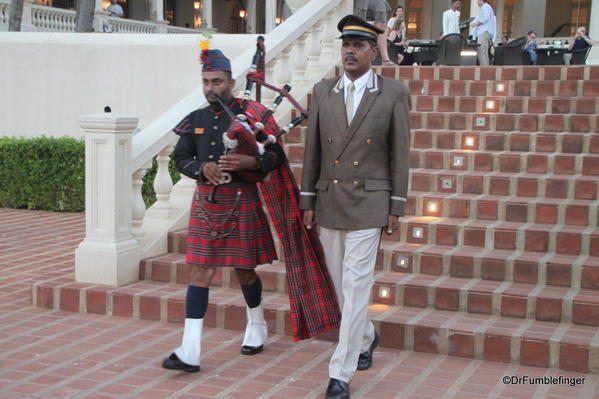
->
xmin=290 ymin=32 xmax=309 ymax=89
xmin=131 ymin=162 xmax=151 ymax=239
xmin=167 ymin=25 xmax=203 ymax=34
xmin=305 ymin=20 xmax=324 ymax=80
xmin=31 ymin=5 xmax=76 ymax=32
xmin=105 ymin=17 xmax=157 ymax=33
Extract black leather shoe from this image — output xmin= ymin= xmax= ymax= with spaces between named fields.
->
xmin=325 ymin=378 xmax=350 ymax=399
xmin=161 ymin=353 xmax=200 ymax=373
xmin=357 ymin=331 xmax=379 ymax=371
xmin=241 ymin=344 xmax=263 ymax=355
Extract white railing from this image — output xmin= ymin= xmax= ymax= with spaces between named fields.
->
xmin=105 ymin=17 xmax=156 ymax=33
xmin=31 ymin=4 xmax=76 ymax=32
xmin=166 ymin=25 xmax=203 ymax=34
xmin=75 ymin=0 xmax=352 ymax=286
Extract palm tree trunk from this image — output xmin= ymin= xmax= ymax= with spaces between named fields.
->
xmin=8 ymin=0 xmax=24 ymax=31
xmin=75 ymin=0 xmax=95 ymax=32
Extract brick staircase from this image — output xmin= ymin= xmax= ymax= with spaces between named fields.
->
xmin=33 ymin=65 xmax=599 ymax=374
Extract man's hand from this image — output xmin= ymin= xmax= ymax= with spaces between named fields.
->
xmin=202 ymin=162 xmax=224 ymax=185
xmin=219 ymin=153 xmax=258 ymax=172
xmin=385 ymin=215 xmax=399 ymax=235
xmin=303 ymin=210 xmax=315 ymax=230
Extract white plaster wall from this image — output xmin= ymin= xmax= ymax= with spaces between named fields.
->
xmin=0 ymin=32 xmax=255 ymax=138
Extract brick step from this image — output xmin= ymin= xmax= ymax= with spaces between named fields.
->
xmin=140 ymin=255 xmax=288 ymax=290
xmin=31 ymin=279 xmax=599 ymax=374
xmin=412 ymin=95 xmax=599 ymax=115
xmin=405 ymin=191 xmax=598 ymax=228
xmin=412 ymin=130 xmax=599 ymax=154
xmin=164 ymin=231 xmax=599 ymax=292
xmin=404 ymin=79 xmax=599 ymax=98
xmin=371 ymin=272 xmax=599 ymax=326
xmin=372 ymin=65 xmax=598 ymax=82
xmin=408 ymin=169 xmax=599 ymax=200
xmin=409 ymin=149 xmax=599 ymax=176
xmin=285 ymin=128 xmax=599 ymax=154
xmin=390 ymin=216 xmax=598 ymax=256
xmin=409 ymin=112 xmax=598 ymax=133
xmin=377 ymin=241 xmax=599 ymax=291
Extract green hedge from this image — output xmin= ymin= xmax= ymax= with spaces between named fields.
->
xmin=0 ymin=136 xmax=180 ymax=212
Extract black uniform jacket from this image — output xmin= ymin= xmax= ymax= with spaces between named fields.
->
xmin=172 ymin=99 xmax=285 ymax=182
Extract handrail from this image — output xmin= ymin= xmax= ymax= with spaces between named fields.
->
xmin=131 ymin=0 xmax=345 ymax=171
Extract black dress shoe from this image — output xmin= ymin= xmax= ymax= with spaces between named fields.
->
xmin=357 ymin=331 xmax=379 ymax=371
xmin=241 ymin=344 xmax=263 ymax=355
xmin=161 ymin=353 xmax=200 ymax=373
xmin=325 ymin=378 xmax=350 ymax=399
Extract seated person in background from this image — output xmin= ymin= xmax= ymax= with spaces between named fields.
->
xmin=106 ymin=0 xmax=124 ymax=17
xmin=355 ymin=0 xmax=396 ymax=65
xmin=387 ymin=18 xmax=407 ymax=64
xmin=564 ymin=26 xmax=593 ymax=65
xmin=525 ymin=30 xmax=538 ymax=65
xmin=499 ymin=34 xmax=509 ymax=45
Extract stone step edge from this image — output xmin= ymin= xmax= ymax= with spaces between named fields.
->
xmin=30 ymin=280 xmax=599 ymax=374
xmin=142 ymin=249 xmax=599 ymax=293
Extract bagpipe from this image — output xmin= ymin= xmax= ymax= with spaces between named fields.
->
xmin=207 ymin=36 xmax=309 ymax=202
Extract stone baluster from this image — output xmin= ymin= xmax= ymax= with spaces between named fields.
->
xmin=276 ymin=47 xmax=293 ymax=87
xmin=320 ymin=12 xmax=338 ymax=65
xmin=290 ymin=33 xmax=309 ymax=90
xmin=131 ymin=161 xmax=151 ymax=239
xmin=261 ymin=59 xmax=277 ymax=106
xmin=305 ymin=20 xmax=324 ymax=80
xmin=147 ymin=144 xmax=175 ymax=218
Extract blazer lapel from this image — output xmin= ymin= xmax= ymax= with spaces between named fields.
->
xmin=329 ymin=77 xmax=348 ymax=134
xmin=334 ymin=73 xmax=381 ymax=160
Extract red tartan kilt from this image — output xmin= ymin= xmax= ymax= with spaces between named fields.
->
xmin=187 ymin=182 xmax=276 ymax=268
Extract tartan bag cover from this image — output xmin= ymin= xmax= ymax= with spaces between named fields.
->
xmin=237 ymin=99 xmax=341 ymax=340
xmin=259 ymin=164 xmax=341 ymax=340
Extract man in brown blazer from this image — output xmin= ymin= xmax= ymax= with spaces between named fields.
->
xmin=300 ymin=15 xmax=411 ymax=399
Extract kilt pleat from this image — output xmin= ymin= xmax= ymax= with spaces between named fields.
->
xmin=186 ymin=182 xmax=276 ymax=268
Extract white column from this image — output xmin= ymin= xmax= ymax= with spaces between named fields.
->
xmin=203 ymin=0 xmax=212 ymax=29
xmin=469 ymin=0 xmax=479 ymax=38
xmin=588 ymin=0 xmax=599 ymax=65
xmin=247 ymin=0 xmax=256 ymax=34
xmin=75 ymin=114 xmax=141 ymax=286
xmin=265 ymin=0 xmax=276 ymax=33
xmin=495 ymin=0 xmax=504 ymax=39
xmin=150 ymin=0 xmax=164 ymax=21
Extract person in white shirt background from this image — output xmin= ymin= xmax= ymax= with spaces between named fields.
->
xmin=106 ymin=0 xmax=124 ymax=17
xmin=470 ymin=0 xmax=496 ymax=66
xmin=442 ymin=0 xmax=461 ymax=37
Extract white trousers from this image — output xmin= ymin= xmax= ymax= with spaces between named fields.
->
xmin=319 ymin=226 xmax=381 ymax=383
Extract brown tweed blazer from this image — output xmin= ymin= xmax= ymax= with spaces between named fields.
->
xmin=299 ymin=71 xmax=411 ymax=230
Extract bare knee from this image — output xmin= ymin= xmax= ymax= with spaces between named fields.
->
xmin=190 ymin=267 xmax=216 ymax=287
xmin=234 ymin=268 xmax=258 ymax=286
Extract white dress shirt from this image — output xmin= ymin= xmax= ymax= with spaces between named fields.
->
xmin=442 ymin=9 xmax=460 ymax=36
xmin=474 ymin=2 xmax=496 ymax=41
xmin=343 ymin=69 xmax=372 ymax=120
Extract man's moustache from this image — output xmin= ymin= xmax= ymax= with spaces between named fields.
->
xmin=344 ymin=56 xmax=358 ymax=62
